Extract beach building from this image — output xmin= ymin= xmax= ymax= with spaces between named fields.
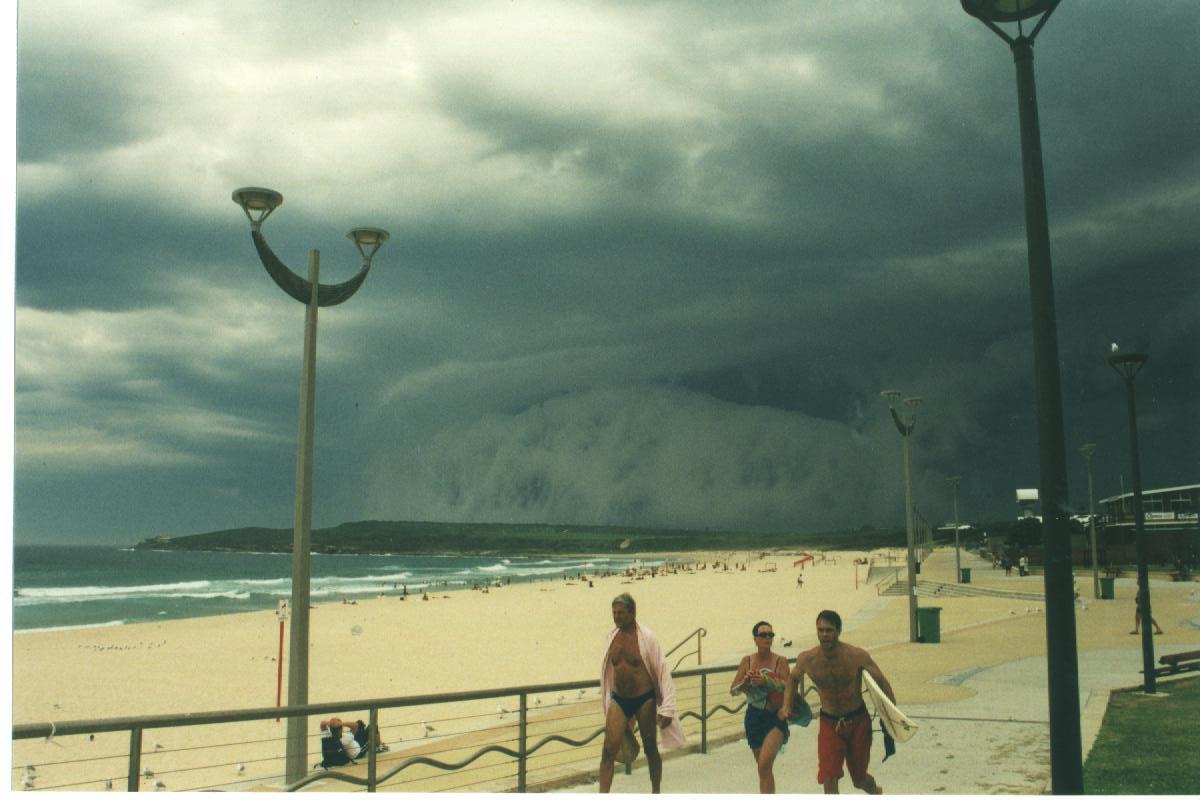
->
xmin=1096 ymin=483 xmax=1200 ymax=567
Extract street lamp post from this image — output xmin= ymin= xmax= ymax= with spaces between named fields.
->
xmin=947 ymin=477 xmax=962 ymax=582
xmin=960 ymin=1 xmax=1082 ymax=793
xmin=1109 ymin=351 xmax=1154 ymax=694
xmin=1080 ymin=443 xmax=1100 ymax=599
xmin=882 ymin=390 xmax=921 ymax=643
xmin=232 ymin=188 xmax=388 ymax=782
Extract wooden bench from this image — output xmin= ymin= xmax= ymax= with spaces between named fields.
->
xmin=1152 ymin=650 xmax=1200 ymax=677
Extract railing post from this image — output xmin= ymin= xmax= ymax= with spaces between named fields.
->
xmin=701 ymin=673 xmax=708 ymax=754
xmin=517 ymin=692 xmax=528 ymax=792
xmin=128 ymin=726 xmax=142 ymax=791
xmin=367 ymin=707 xmax=378 ymax=792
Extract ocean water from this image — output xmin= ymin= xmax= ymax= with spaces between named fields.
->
xmin=12 ymin=545 xmax=653 ymax=633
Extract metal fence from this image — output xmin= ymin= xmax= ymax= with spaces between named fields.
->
xmin=12 ymin=663 xmax=748 ymax=792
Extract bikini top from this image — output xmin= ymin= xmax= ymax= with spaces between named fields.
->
xmin=741 ymin=655 xmax=787 ymax=710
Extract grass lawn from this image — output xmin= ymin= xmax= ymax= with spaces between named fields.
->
xmin=1083 ymin=674 xmax=1200 ymax=794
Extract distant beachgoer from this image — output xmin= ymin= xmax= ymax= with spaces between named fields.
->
xmin=349 ymin=719 xmax=388 ymax=753
xmin=797 ymin=575 xmax=804 ymax=590
xmin=731 ymin=621 xmax=790 ymax=793
xmin=318 ymin=719 xmax=354 ymax=768
xmin=598 ymin=593 xmax=685 ymax=793
xmin=1018 ymin=555 xmax=1028 ymax=577
xmin=1131 ymin=586 xmax=1164 ymax=635
xmin=780 ymin=610 xmax=894 ymax=795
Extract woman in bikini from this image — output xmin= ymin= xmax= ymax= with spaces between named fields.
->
xmin=731 ymin=620 xmax=790 ymax=793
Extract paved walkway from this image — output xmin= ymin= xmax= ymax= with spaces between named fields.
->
xmin=557 ymin=549 xmax=1200 ymax=795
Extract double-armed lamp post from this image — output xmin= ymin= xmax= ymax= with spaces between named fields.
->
xmin=946 ymin=476 xmax=962 ymax=582
xmin=1079 ymin=443 xmax=1100 ymax=599
xmin=881 ymin=390 xmax=921 ymax=643
xmin=232 ymin=187 xmax=388 ymax=782
xmin=960 ymin=0 xmax=1081 ymax=792
xmin=1109 ymin=351 xmax=1155 ymax=694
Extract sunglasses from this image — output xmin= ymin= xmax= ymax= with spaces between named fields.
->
xmin=755 ymin=631 xmax=775 ymax=638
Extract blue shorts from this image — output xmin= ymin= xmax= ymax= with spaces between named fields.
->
xmin=744 ymin=704 xmax=789 ymax=750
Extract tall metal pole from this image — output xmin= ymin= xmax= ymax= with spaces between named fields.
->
xmin=884 ymin=393 xmax=921 ymax=644
xmin=958 ymin=7 xmax=1081 ymax=786
xmin=902 ymin=432 xmax=918 ymax=642
xmin=948 ymin=477 xmax=962 ymax=582
xmin=1011 ymin=34 xmax=1083 ymax=794
xmin=1081 ymin=444 xmax=1100 ymax=599
xmin=285 ymin=249 xmax=320 ymax=781
xmin=1114 ymin=364 xmax=1155 ymax=693
xmin=233 ymin=188 xmax=387 ymax=784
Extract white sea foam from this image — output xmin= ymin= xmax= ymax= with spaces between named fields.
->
xmin=14 ymin=619 xmax=127 ymax=634
xmin=15 ymin=581 xmax=212 ymax=602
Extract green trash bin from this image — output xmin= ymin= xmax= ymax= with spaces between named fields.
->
xmin=960 ymin=567 xmax=972 ymax=584
xmin=1099 ymin=576 xmax=1115 ymax=599
xmin=917 ymin=606 xmax=942 ymax=643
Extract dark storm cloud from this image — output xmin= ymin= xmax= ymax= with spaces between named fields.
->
xmin=12 ymin=0 xmax=1199 ymax=543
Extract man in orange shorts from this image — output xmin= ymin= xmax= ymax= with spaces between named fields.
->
xmin=779 ymin=610 xmax=895 ymax=794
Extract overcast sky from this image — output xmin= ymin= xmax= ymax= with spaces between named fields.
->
xmin=11 ymin=1 xmax=1199 ymax=546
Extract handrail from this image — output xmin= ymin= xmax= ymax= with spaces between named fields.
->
xmin=13 ymin=663 xmax=743 ymax=793
xmin=665 ymin=626 xmax=707 ymax=670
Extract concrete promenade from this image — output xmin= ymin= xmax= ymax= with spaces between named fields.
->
xmin=559 ymin=548 xmax=1200 ymax=795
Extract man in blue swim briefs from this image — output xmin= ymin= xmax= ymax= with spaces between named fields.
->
xmin=598 ymin=593 xmax=685 ymax=793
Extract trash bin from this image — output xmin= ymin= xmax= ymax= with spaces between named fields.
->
xmin=960 ymin=567 xmax=972 ymax=584
xmin=917 ymin=606 xmax=942 ymax=643
xmin=1099 ymin=576 xmax=1115 ymax=599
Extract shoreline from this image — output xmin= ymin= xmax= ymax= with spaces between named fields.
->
xmin=11 ymin=549 xmax=683 ymax=635
xmin=14 ymin=546 xmax=1195 ymax=792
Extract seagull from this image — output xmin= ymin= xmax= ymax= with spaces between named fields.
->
xmin=557 ymin=694 xmax=565 ymax=705
xmin=24 ymin=765 xmax=36 ymax=777
xmin=143 ymin=767 xmax=154 ymax=778
xmin=422 ymin=722 xmax=434 ymax=737
xmin=154 ymin=779 xmax=166 ymax=790
xmin=577 ymin=689 xmax=586 ymax=698
xmin=22 ymin=775 xmax=35 ymax=789
xmin=237 ymin=763 xmax=245 ymax=774
xmin=497 ymin=706 xmax=508 ymax=719
xmin=105 ymin=778 xmax=113 ymax=790
xmin=534 ymin=697 xmax=542 ymax=706
xmin=154 ymin=741 xmax=164 ymax=749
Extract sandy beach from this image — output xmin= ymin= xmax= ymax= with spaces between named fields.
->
xmin=11 ymin=546 xmax=1200 ymax=793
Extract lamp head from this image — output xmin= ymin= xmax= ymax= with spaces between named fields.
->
xmin=880 ymin=390 xmax=902 ymax=404
xmin=347 ymin=227 xmax=390 ymax=265
xmin=1080 ymin=443 xmax=1096 ymax=458
xmin=1108 ymin=352 xmax=1147 ymax=381
xmin=903 ymin=396 xmax=923 ymax=408
xmin=960 ymin=0 xmax=1057 ymax=23
xmin=232 ymin=187 xmax=283 ymax=229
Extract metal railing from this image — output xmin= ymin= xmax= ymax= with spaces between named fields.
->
xmin=12 ymin=664 xmax=746 ymax=793
xmin=665 ymin=626 xmax=707 ymax=670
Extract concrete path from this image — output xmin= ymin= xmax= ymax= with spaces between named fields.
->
xmin=556 ymin=548 xmax=1200 ymax=795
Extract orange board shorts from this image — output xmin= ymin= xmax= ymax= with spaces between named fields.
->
xmin=817 ymin=708 xmax=872 ymax=786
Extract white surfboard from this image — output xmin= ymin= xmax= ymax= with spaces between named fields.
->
xmin=862 ymin=671 xmax=917 ymax=743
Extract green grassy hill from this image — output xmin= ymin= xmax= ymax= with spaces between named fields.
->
xmin=134 ymin=519 xmax=907 ymax=555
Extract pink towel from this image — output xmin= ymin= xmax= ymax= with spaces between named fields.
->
xmin=599 ymin=622 xmax=686 ymax=750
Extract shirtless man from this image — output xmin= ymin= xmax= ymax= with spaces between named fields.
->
xmin=779 ymin=610 xmax=895 ymax=794
xmin=598 ymin=593 xmax=684 ymax=793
